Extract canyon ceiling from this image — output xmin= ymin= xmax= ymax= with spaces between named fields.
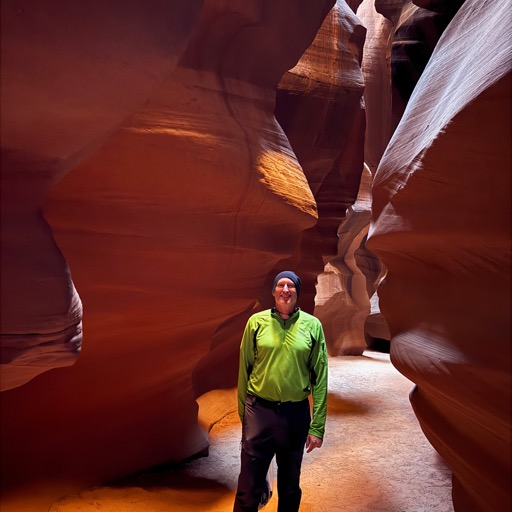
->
xmin=0 ymin=1 xmax=510 ymax=511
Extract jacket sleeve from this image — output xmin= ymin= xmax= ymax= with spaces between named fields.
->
xmin=309 ymin=321 xmax=328 ymax=438
xmin=237 ymin=317 xmax=256 ymax=422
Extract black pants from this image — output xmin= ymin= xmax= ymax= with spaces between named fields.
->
xmin=233 ymin=395 xmax=311 ymax=512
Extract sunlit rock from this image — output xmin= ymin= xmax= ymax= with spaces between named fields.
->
xmin=275 ymin=1 xmax=367 ymax=333
xmin=315 ymin=164 xmax=381 ymax=355
xmin=358 ymin=0 xmax=465 ymax=174
xmin=0 ymin=0 xmax=336 ymax=490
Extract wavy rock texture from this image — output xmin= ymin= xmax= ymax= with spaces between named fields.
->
xmin=315 ymin=164 xmax=385 ymax=355
xmin=367 ymin=1 xmax=512 ymax=511
xmin=348 ymin=0 xmax=467 ymax=354
xmin=358 ymin=0 xmax=465 ymax=174
xmin=357 ymin=0 xmax=400 ymax=174
xmin=0 ymin=0 xmax=336 ymax=491
xmin=0 ymin=0 xmax=202 ymax=391
xmin=387 ymin=0 xmax=465 ymax=128
xmin=2 ymin=3 xmax=510 ymax=512
xmin=274 ymin=1 xmax=368 ymax=354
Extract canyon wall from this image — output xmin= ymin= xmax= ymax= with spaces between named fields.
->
xmin=275 ymin=1 xmax=367 ymax=354
xmin=314 ymin=164 xmax=386 ymax=355
xmin=0 ymin=0 xmax=203 ymax=391
xmin=367 ymin=1 xmax=511 ymax=511
xmin=1 ymin=1 xmax=510 ymax=511
xmin=317 ymin=0 xmax=466 ymax=355
xmin=0 ymin=0 xmax=337 ymax=491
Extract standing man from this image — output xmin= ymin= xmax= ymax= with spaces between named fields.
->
xmin=234 ymin=271 xmax=328 ymax=512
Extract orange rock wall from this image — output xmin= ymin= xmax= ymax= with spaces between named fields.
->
xmin=1 ymin=2 xmax=511 ymax=511
xmin=275 ymin=1 xmax=367 ymax=351
xmin=0 ymin=0 xmax=202 ymax=391
xmin=367 ymin=0 xmax=511 ymax=510
xmin=315 ymin=0 xmax=465 ymax=355
xmin=0 ymin=0 xmax=337 ymax=491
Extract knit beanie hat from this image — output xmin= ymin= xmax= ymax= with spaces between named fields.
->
xmin=272 ymin=271 xmax=301 ymax=297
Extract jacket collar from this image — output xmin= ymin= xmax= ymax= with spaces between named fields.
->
xmin=271 ymin=307 xmax=300 ymax=323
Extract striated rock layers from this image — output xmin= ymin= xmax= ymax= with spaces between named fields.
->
xmin=333 ymin=0 xmax=468 ymax=355
xmin=0 ymin=0 xmax=203 ymax=391
xmin=359 ymin=0 xmax=465 ymax=173
xmin=0 ymin=0 xmax=337 ymax=491
xmin=367 ymin=0 xmax=512 ymax=510
xmin=315 ymin=164 xmax=386 ymax=355
xmin=275 ymin=1 xmax=367 ymax=353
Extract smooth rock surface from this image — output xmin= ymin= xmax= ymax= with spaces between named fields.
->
xmin=1 ymin=2 xmax=510 ymax=512
xmin=315 ymin=164 xmax=385 ymax=355
xmin=0 ymin=0 xmax=336 ymax=492
xmin=0 ymin=0 xmax=202 ymax=390
xmin=367 ymin=1 xmax=511 ymax=510
xmin=275 ymin=1 xmax=369 ymax=353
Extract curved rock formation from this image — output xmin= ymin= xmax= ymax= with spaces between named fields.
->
xmin=367 ymin=0 xmax=511 ymax=510
xmin=349 ymin=0 xmax=468 ymax=357
xmin=359 ymin=0 xmax=465 ymax=174
xmin=357 ymin=0 xmax=400 ymax=174
xmin=315 ymin=164 xmax=385 ymax=355
xmin=3 ymin=3 xmax=509 ymax=512
xmin=0 ymin=0 xmax=202 ymax=391
xmin=274 ymin=1 xmax=367 ymax=352
xmin=388 ymin=0 xmax=465 ymax=129
xmin=0 ymin=0 xmax=336 ymax=491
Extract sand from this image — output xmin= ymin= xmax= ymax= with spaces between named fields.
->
xmin=3 ymin=351 xmax=454 ymax=512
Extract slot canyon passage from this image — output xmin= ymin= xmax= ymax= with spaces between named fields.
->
xmin=3 ymin=352 xmax=455 ymax=512
xmin=0 ymin=1 xmax=510 ymax=512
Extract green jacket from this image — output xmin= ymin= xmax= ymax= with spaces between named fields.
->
xmin=237 ymin=307 xmax=328 ymax=439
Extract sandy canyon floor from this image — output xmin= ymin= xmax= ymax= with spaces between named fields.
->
xmin=4 ymin=351 xmax=454 ymax=512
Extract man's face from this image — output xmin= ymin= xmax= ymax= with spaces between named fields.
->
xmin=272 ymin=277 xmax=298 ymax=309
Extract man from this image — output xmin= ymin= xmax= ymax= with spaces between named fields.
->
xmin=234 ymin=270 xmax=328 ymax=512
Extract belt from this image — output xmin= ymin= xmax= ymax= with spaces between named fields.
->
xmin=249 ymin=394 xmax=309 ymax=408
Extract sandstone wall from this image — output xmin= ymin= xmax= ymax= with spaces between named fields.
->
xmin=275 ymin=1 xmax=367 ymax=351
xmin=0 ymin=0 xmax=202 ymax=391
xmin=367 ymin=0 xmax=511 ymax=510
xmin=0 ymin=0 xmax=335 ymax=489
xmin=359 ymin=0 xmax=464 ymax=172
xmin=322 ymin=0 xmax=456 ymax=355
xmin=330 ymin=0 xmax=468 ymax=354
xmin=2 ymin=2 xmax=510 ymax=511
xmin=314 ymin=164 xmax=386 ymax=355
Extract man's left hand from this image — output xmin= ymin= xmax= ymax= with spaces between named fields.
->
xmin=305 ymin=434 xmax=323 ymax=453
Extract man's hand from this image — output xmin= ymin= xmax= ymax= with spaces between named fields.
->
xmin=305 ymin=434 xmax=323 ymax=453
